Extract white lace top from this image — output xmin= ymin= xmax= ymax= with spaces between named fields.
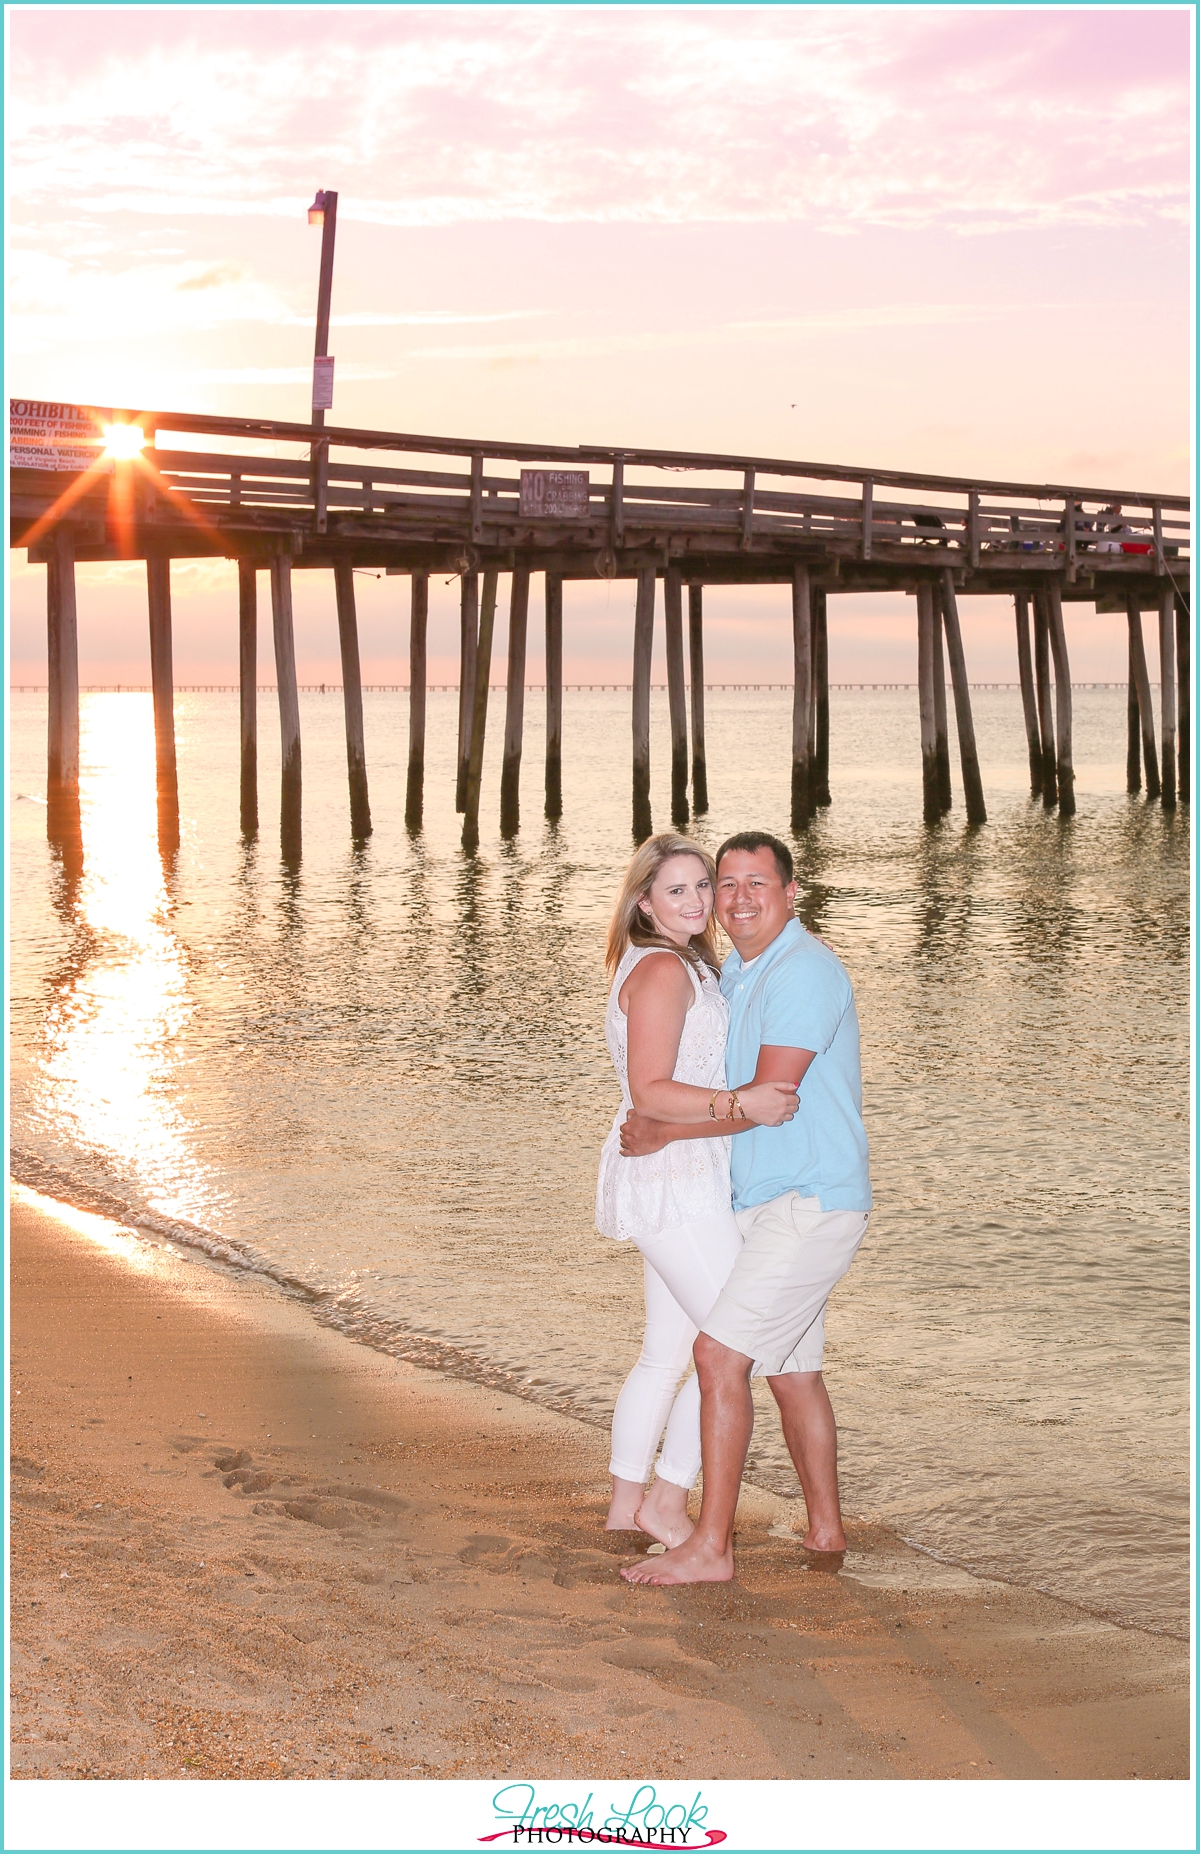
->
xmin=595 ymin=945 xmax=733 ymax=1242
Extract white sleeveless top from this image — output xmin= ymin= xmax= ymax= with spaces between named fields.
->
xmin=595 ymin=945 xmax=733 ymax=1242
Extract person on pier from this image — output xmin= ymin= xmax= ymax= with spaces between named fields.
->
xmin=596 ymin=835 xmax=799 ymax=1548
xmin=619 ymin=832 xmax=871 ymax=1585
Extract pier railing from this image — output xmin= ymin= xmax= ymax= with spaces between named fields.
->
xmin=10 ymin=404 xmax=1190 ymax=579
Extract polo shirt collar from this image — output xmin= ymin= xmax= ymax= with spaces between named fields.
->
xmin=724 ymin=914 xmax=803 ymax=981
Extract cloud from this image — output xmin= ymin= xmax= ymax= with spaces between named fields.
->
xmin=8 ymin=9 xmax=1189 ymax=236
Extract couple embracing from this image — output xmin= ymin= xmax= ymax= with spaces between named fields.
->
xmin=595 ymin=831 xmax=871 ymax=1586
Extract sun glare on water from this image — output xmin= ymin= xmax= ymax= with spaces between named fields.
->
xmin=37 ymin=694 xmax=204 ymax=1224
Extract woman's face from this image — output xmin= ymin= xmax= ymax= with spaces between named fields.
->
xmin=639 ymin=854 xmax=714 ymax=947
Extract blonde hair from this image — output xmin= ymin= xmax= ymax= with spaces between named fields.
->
xmin=604 ymin=833 xmax=721 ymax=976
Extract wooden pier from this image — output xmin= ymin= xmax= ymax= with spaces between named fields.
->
xmin=12 ymin=401 xmax=1191 ymax=856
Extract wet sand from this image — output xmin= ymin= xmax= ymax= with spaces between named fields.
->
xmin=9 ymin=1187 xmax=1188 ymax=1783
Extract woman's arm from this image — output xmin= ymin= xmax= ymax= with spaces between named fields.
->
xmin=621 ymin=955 xmax=798 ymax=1127
xmin=619 ymin=1044 xmax=815 ymax=1155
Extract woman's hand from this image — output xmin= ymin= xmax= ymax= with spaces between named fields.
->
xmin=733 ymin=1079 xmax=799 ymax=1126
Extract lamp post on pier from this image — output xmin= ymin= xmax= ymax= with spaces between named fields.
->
xmin=307 ymin=188 xmax=338 ymax=533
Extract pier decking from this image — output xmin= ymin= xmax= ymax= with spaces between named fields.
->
xmin=11 ymin=402 xmax=1191 ymax=855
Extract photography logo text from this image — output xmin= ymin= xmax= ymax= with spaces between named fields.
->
xmin=480 ymin=1785 xmax=727 ymax=1848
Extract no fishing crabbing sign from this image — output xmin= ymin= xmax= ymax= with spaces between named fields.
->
xmin=519 ymin=469 xmax=590 ymax=519
xmin=9 ymin=400 xmax=112 ymax=474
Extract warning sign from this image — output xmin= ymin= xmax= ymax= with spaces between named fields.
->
xmin=519 ymin=469 xmax=589 ymax=519
xmin=9 ymin=400 xmax=111 ymax=474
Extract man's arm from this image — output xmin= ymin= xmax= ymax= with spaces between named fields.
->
xmin=619 ymin=1046 xmax=815 ymax=1157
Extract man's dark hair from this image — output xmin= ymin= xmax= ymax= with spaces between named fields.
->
xmin=715 ymin=831 xmax=794 ymax=885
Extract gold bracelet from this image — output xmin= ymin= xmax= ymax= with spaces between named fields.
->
xmin=708 ymin=1090 xmax=720 ymax=1120
xmin=725 ymin=1089 xmax=740 ymax=1121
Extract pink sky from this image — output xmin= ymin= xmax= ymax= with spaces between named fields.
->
xmin=7 ymin=5 xmax=1192 ymax=686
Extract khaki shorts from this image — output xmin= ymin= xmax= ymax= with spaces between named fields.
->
xmin=701 ymin=1191 xmax=869 ymax=1375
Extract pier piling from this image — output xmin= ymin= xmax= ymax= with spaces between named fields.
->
xmin=631 ymin=566 xmax=655 ymax=842
xmin=790 ymin=565 xmax=813 ymax=831
xmin=456 ymin=572 xmax=479 ymax=813
xmin=545 ymin=571 xmax=563 ymax=820
xmin=916 ymin=582 xmax=940 ymax=823
xmin=269 ymin=554 xmax=302 ymax=859
xmin=500 ymin=567 xmax=530 ymax=837
xmin=334 ymin=561 xmax=371 ymax=838
xmin=461 ymin=568 xmax=497 ymax=852
xmin=813 ymin=588 xmax=831 ymax=808
xmin=1126 ymin=619 xmax=1142 ymax=794
xmin=1044 ymin=580 xmax=1075 ymax=818
xmin=940 ymin=572 xmax=987 ymax=825
xmin=406 ymin=572 xmax=429 ymax=832
xmin=1158 ymin=587 xmax=1177 ymax=810
xmin=1176 ymin=590 xmax=1190 ymax=804
xmin=1126 ymin=597 xmax=1160 ymax=800
xmin=1033 ymin=588 xmax=1058 ymax=809
xmin=931 ymin=583 xmax=953 ymax=812
xmin=664 ymin=567 xmax=689 ymax=825
xmin=688 ymin=585 xmax=708 ymax=814
xmin=1014 ymin=591 xmax=1043 ymax=796
xmin=46 ymin=525 xmax=81 ymax=813
xmin=238 ymin=561 xmax=258 ymax=835
xmin=147 ymin=554 xmax=180 ymax=849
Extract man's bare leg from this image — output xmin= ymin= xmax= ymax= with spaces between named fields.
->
xmin=621 ymin=1335 xmax=754 ymax=1585
xmin=766 ymin=1368 xmax=845 ymax=1551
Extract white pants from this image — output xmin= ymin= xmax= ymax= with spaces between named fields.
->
xmin=608 ymin=1209 xmax=744 ymax=1490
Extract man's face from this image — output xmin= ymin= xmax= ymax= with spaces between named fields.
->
xmin=714 ymin=848 xmax=798 ymax=958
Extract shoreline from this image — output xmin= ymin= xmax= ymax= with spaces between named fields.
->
xmin=9 ymin=1183 xmax=1189 ymax=1782
xmin=10 ymin=1147 xmax=1188 ymax=1646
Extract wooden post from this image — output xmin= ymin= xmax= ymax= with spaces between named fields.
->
xmin=545 ymin=571 xmax=563 ymax=819
xmin=688 ymin=584 xmax=708 ymax=815
xmin=1014 ymin=591 xmax=1042 ymax=796
xmin=461 ymin=568 xmax=498 ymax=852
xmin=46 ymin=525 xmax=80 ymax=800
xmin=791 ymin=565 xmax=813 ymax=830
xmin=939 ymin=570 xmax=987 ymax=825
xmin=1176 ymin=590 xmax=1190 ymax=805
xmin=916 ymin=582 xmax=940 ymax=823
xmin=406 ymin=572 xmax=429 ymax=832
xmin=500 ymin=566 xmax=530 ymax=837
xmin=334 ymin=561 xmax=371 ymax=838
xmin=456 ymin=571 xmax=479 ymax=812
xmin=813 ymin=587 xmax=831 ymax=807
xmin=1126 ymin=616 xmax=1141 ymax=795
xmin=664 ymin=567 xmax=689 ymax=824
xmin=861 ymin=479 xmax=873 ymax=561
xmin=1043 ymin=578 xmax=1075 ymax=818
xmin=238 ymin=561 xmax=258 ymax=835
xmin=631 ymin=566 xmax=655 ymax=842
xmin=1158 ymin=585 xmax=1177 ymax=810
xmin=931 ymin=583 xmax=953 ymax=812
xmin=269 ymin=554 xmax=302 ymax=859
xmin=146 ymin=556 xmax=179 ymax=831
xmin=1126 ymin=598 xmax=1160 ymax=800
xmin=1033 ymin=587 xmax=1057 ymax=808
xmin=741 ymin=469 xmax=756 ymax=549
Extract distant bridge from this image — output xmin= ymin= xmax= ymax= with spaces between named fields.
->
xmin=10 ymin=403 xmax=1191 ymax=855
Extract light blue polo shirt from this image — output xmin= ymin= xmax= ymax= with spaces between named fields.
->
xmin=720 ymin=917 xmax=871 ymax=1213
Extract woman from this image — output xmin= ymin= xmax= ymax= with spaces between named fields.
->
xmin=595 ymin=834 xmax=797 ymax=1547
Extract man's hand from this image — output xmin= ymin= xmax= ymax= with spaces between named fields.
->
xmin=619 ymin=1109 xmax=672 ymax=1157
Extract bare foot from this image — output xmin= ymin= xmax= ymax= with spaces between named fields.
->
xmin=620 ymin=1535 xmax=734 ymax=1586
xmin=801 ymin=1527 xmax=846 ymax=1553
xmin=605 ymin=1476 xmax=646 ymax=1532
xmin=634 ymin=1481 xmax=694 ymax=1550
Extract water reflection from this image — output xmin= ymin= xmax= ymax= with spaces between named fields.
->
xmin=36 ymin=694 xmax=200 ymax=1223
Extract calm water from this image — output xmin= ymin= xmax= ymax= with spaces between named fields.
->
xmin=8 ymin=684 xmax=1191 ymax=1636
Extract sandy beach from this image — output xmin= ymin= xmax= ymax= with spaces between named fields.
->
xmin=9 ymin=1186 xmax=1188 ymax=1784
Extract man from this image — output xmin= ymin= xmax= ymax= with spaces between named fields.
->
xmin=620 ymin=831 xmax=871 ymax=1586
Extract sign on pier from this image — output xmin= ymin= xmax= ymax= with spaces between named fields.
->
xmin=519 ymin=469 xmax=589 ymax=519
xmin=9 ymin=400 xmax=111 ymax=474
